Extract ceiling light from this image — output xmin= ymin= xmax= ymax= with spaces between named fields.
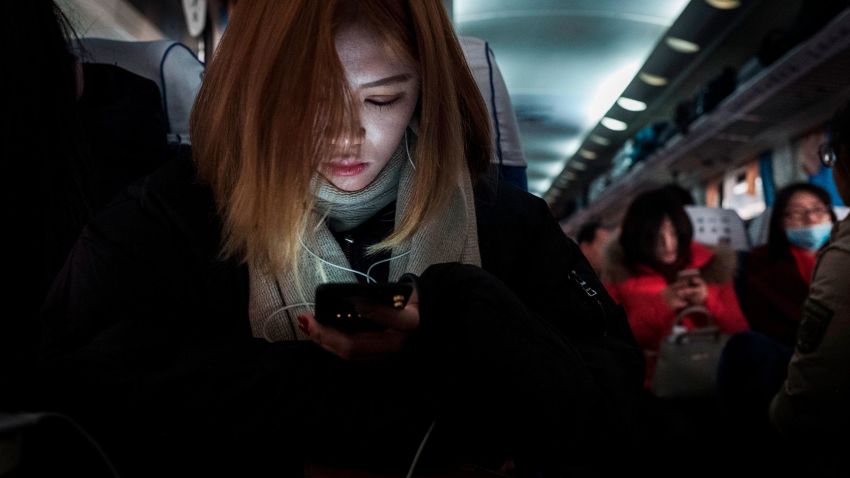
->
xmin=590 ymin=135 xmax=611 ymax=146
xmin=617 ymin=97 xmax=647 ymax=112
xmin=544 ymin=160 xmax=567 ymax=176
xmin=601 ymin=117 xmax=628 ymax=131
xmin=569 ymin=161 xmax=587 ymax=171
xmin=528 ymin=178 xmax=552 ymax=195
xmin=666 ymin=36 xmax=700 ymax=54
xmin=579 ymin=149 xmax=597 ymax=160
xmin=639 ymin=72 xmax=668 ymax=86
xmin=586 ymin=60 xmax=643 ymax=122
xmin=706 ymin=0 xmax=740 ymax=9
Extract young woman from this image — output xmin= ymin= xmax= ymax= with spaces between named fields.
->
xmin=38 ymin=1 xmax=642 ymax=476
xmin=603 ymin=188 xmax=749 ymax=389
xmin=741 ymin=183 xmax=837 ymax=347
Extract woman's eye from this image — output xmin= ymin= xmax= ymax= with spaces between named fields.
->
xmin=366 ymin=96 xmax=401 ymax=110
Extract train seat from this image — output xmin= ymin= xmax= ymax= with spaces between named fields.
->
xmin=75 ymin=38 xmax=203 ymax=145
xmin=459 ymin=36 xmax=528 ymax=191
xmin=685 ymin=206 xmax=750 ymax=251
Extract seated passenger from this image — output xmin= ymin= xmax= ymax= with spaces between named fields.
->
xmin=603 ymin=188 xmax=749 ymax=389
xmin=716 ymin=182 xmax=837 ymax=478
xmin=2 ymin=0 xmax=166 ymax=413
xmin=770 ymin=103 xmax=850 ymax=474
xmin=38 ymin=1 xmax=642 ymax=476
xmin=577 ymin=220 xmax=613 ymax=276
xmin=741 ymin=183 xmax=836 ymax=347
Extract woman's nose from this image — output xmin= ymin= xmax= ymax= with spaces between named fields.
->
xmin=336 ymin=127 xmax=365 ymax=147
xmin=665 ymin=233 xmax=676 ymax=250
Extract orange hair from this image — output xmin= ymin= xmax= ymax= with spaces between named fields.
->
xmin=190 ymin=0 xmax=491 ymax=273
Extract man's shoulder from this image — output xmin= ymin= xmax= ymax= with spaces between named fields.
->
xmin=88 ymin=156 xmax=219 ymax=252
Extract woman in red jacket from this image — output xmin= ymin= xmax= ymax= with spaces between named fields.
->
xmin=603 ymin=188 xmax=749 ymax=389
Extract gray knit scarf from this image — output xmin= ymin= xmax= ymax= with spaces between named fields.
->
xmin=248 ymin=134 xmax=481 ymax=341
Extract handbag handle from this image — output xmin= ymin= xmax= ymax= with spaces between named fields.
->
xmin=667 ymin=306 xmax=723 ymax=344
xmin=674 ymin=305 xmax=715 ymax=327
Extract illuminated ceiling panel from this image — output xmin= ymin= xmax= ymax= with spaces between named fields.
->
xmin=454 ymin=0 xmax=689 ymax=196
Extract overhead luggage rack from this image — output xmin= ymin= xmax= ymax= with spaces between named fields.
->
xmin=565 ymin=7 xmax=850 ymax=233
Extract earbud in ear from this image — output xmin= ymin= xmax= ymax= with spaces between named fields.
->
xmin=408 ymin=116 xmax=420 ymax=136
xmin=404 ymin=127 xmax=416 ymax=170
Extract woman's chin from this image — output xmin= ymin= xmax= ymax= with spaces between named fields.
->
xmin=327 ymin=175 xmax=372 ymax=192
xmin=659 ymin=255 xmax=678 ymax=265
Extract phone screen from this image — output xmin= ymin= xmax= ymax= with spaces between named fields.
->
xmin=314 ymin=282 xmax=413 ymax=333
xmin=677 ymin=269 xmax=700 ymax=286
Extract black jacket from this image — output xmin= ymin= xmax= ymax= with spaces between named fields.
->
xmin=3 ymin=64 xmax=169 ymax=411
xmin=39 ymin=158 xmax=642 ymax=476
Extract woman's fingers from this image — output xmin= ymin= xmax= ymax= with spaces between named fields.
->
xmin=346 ymin=330 xmax=406 ymax=359
xmin=297 ymin=286 xmax=420 ymax=360
xmin=360 ymin=303 xmax=419 ymax=332
xmin=298 ymin=314 xmax=353 ymax=357
xmin=298 ymin=313 xmax=407 ymax=360
xmin=359 ymin=288 xmax=420 ymax=332
xmin=689 ymin=276 xmax=707 ymax=287
xmin=678 ymin=283 xmax=708 ymax=305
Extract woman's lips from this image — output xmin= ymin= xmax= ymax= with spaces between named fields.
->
xmin=324 ymin=161 xmax=368 ymax=177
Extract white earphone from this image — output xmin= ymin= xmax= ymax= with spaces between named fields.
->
xmin=405 ymin=127 xmax=416 ymax=170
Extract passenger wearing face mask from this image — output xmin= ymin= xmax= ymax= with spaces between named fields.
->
xmin=741 ymin=183 xmax=837 ymax=347
xmin=716 ymin=184 xmax=837 ymax=469
xmin=603 ymin=188 xmax=749 ymax=390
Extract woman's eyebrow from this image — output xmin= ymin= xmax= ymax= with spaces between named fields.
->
xmin=359 ymin=73 xmax=413 ymax=88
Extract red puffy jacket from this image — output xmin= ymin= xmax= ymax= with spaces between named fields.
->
xmin=603 ymin=241 xmax=749 ymax=388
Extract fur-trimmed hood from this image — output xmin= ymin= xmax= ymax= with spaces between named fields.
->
xmin=603 ymin=239 xmax=737 ymax=284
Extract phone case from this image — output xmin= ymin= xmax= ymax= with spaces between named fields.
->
xmin=314 ymin=282 xmax=413 ymax=333
xmin=677 ymin=269 xmax=701 ymax=286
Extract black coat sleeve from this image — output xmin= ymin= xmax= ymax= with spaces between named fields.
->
xmin=37 ymin=182 xmax=312 ymax=477
xmin=526 ymin=196 xmax=644 ymax=439
xmin=476 ymin=186 xmax=644 ymax=450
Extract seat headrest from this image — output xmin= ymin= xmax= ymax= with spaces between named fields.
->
xmin=459 ymin=36 xmax=526 ymax=169
xmin=686 ymin=206 xmax=751 ymax=251
xmin=747 ymin=207 xmax=772 ymax=247
xmin=75 ymin=38 xmax=203 ymax=145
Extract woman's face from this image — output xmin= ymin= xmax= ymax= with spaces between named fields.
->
xmin=655 ymin=217 xmax=679 ymax=265
xmin=323 ymin=23 xmax=420 ymax=192
xmin=782 ymin=191 xmax=832 ymax=229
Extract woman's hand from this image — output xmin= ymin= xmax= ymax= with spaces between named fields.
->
xmin=678 ymin=276 xmax=708 ymax=306
xmin=297 ymin=289 xmax=420 ymax=360
xmin=662 ymin=283 xmax=689 ymax=311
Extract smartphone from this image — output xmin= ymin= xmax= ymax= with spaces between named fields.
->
xmin=677 ymin=268 xmax=701 ymax=286
xmin=314 ymin=282 xmax=414 ymax=333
